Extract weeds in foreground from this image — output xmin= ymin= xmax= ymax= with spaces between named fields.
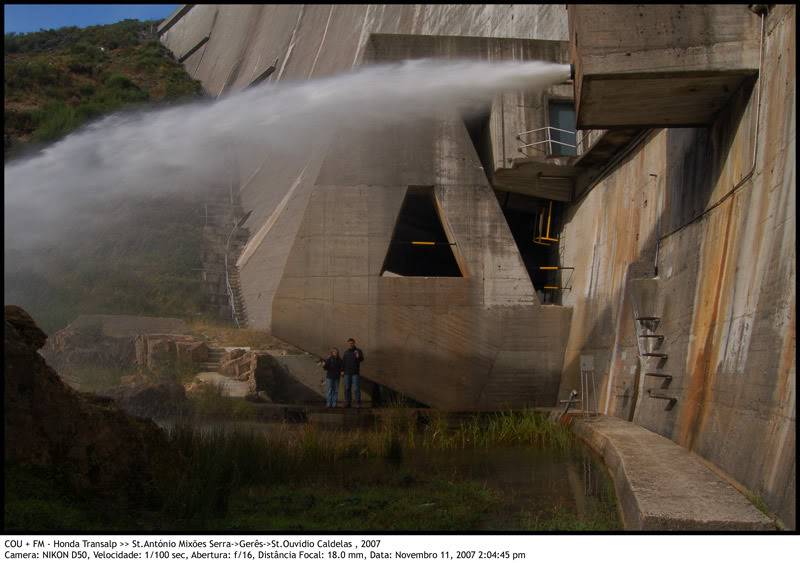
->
xmin=420 ymin=410 xmax=574 ymax=452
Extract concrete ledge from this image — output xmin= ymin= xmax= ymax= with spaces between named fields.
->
xmin=571 ymin=415 xmax=775 ymax=531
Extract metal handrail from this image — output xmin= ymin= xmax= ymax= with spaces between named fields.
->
xmin=516 ymin=126 xmax=577 ymax=156
xmin=224 ymin=219 xmax=241 ymax=329
xmin=518 ymin=126 xmax=577 ymax=138
xmin=519 ymin=139 xmax=576 ymax=150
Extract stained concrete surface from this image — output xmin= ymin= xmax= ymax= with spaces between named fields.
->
xmin=572 ymin=415 xmax=774 ymax=530
xmin=558 ymin=5 xmax=795 ymax=527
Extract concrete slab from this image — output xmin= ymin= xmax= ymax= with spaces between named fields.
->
xmin=571 ymin=415 xmax=775 ymax=531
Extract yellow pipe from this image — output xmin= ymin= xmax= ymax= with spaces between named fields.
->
xmin=540 ymin=266 xmax=559 ymax=270
xmin=411 ymin=241 xmax=436 ymax=245
xmin=543 ymin=285 xmax=561 ymax=290
xmin=545 ymin=200 xmax=552 ymax=238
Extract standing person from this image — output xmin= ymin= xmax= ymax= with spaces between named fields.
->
xmin=320 ymin=348 xmax=343 ymax=408
xmin=342 ymin=338 xmax=365 ymax=408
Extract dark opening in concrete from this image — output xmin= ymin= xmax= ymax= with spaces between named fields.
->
xmin=497 ymin=191 xmax=565 ymax=304
xmin=381 ymin=186 xmax=463 ymax=277
xmin=463 ymin=106 xmax=493 ymax=173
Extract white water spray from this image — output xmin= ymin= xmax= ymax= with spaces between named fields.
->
xmin=4 ymin=59 xmax=569 ymax=265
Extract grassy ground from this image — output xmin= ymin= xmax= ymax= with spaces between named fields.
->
xmin=522 ymin=502 xmax=620 ymax=531
xmin=210 ymin=480 xmax=496 ymax=531
xmin=4 ymin=463 xmax=497 ymax=532
xmin=187 ymin=320 xmax=301 ymax=351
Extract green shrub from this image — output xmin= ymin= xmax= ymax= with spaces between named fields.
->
xmin=31 ymin=101 xmax=79 ymax=143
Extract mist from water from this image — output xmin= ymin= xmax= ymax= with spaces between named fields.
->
xmin=4 ymin=59 xmax=568 ymax=254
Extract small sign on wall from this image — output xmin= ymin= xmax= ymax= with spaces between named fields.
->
xmin=579 ymin=354 xmax=597 ymax=414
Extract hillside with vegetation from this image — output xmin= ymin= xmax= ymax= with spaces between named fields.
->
xmin=4 ymin=19 xmax=202 ymax=154
xmin=4 ymin=20 xmax=211 ymax=333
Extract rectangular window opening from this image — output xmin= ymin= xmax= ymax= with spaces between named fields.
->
xmin=548 ymin=99 xmax=577 ymax=157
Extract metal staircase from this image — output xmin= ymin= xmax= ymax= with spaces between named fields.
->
xmin=226 ymin=262 xmax=248 ymax=329
xmin=200 ymin=191 xmax=251 ymax=327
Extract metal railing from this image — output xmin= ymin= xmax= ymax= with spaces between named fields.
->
xmin=224 ymin=219 xmax=241 ymax=329
xmin=516 ymin=126 xmax=577 ymax=157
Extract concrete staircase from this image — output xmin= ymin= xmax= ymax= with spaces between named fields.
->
xmin=198 ymin=346 xmax=226 ymax=372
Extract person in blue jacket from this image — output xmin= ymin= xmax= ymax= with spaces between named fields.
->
xmin=320 ymin=348 xmax=343 ymax=408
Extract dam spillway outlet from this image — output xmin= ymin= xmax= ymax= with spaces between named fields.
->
xmin=381 ymin=186 xmax=463 ymax=277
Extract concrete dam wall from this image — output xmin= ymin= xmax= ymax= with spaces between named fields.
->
xmin=159 ymin=4 xmax=795 ymax=527
xmin=555 ymin=4 xmax=795 ymax=528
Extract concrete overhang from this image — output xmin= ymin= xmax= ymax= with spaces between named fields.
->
xmin=492 ymin=156 xmax=577 ymax=202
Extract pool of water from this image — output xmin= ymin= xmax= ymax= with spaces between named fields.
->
xmin=156 ymin=417 xmax=621 ymax=530
xmin=407 ymin=446 xmax=618 ymax=530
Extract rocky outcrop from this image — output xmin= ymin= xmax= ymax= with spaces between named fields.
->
xmin=4 ymin=306 xmax=175 ymax=504
xmin=43 ymin=318 xmax=136 ymax=372
xmin=134 ymin=333 xmax=208 ymax=372
xmin=43 ymin=316 xmax=205 ymax=389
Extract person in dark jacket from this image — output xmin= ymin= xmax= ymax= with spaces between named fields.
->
xmin=320 ymin=348 xmax=343 ymax=408
xmin=342 ymin=338 xmax=365 ymax=408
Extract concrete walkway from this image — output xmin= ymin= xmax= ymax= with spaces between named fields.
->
xmin=571 ymin=415 xmax=775 ymax=531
